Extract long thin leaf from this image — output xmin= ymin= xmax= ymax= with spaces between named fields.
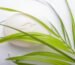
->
xmin=0 ymin=7 xmax=73 ymax=52
xmin=0 ymin=7 xmax=18 ymax=12
xmin=49 ymin=22 xmax=66 ymax=43
xmin=35 ymin=0 xmax=72 ymax=49
xmin=7 ymin=52 xmax=74 ymax=65
xmin=13 ymin=61 xmax=35 ymax=65
xmin=45 ymin=22 xmax=74 ymax=53
xmin=23 ymin=52 xmax=74 ymax=62
xmin=0 ymin=32 xmax=71 ymax=52
xmin=49 ymin=22 xmax=60 ymax=35
xmin=0 ymin=32 xmax=43 ymax=43
xmin=0 ymin=7 xmax=59 ymax=37
xmin=65 ymin=0 xmax=75 ymax=49
xmin=48 ymin=21 xmax=72 ymax=51
xmin=0 ymin=24 xmax=75 ymax=62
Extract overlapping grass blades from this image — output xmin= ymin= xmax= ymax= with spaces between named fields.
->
xmin=65 ymin=0 xmax=75 ymax=49
xmin=7 ymin=52 xmax=75 ymax=65
xmin=0 ymin=0 xmax=75 ymax=65
xmin=35 ymin=0 xmax=72 ymax=50
xmin=0 ymin=7 xmax=60 ymax=38
xmin=0 ymin=24 xmax=75 ymax=65
xmin=0 ymin=32 xmax=71 ymax=52
xmin=13 ymin=61 xmax=35 ymax=65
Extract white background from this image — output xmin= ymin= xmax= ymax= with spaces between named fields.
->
xmin=0 ymin=0 xmax=75 ymax=65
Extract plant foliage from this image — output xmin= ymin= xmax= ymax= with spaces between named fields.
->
xmin=0 ymin=0 xmax=75 ymax=65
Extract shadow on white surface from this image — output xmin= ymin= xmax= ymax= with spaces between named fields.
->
xmin=0 ymin=42 xmax=43 ymax=65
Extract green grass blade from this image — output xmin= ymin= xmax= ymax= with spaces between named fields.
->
xmin=0 ymin=32 xmax=43 ymax=43
xmin=21 ymin=12 xmax=59 ymax=37
xmin=49 ymin=22 xmax=60 ymax=36
xmin=7 ymin=52 xmax=74 ymax=65
xmin=35 ymin=0 xmax=66 ymax=40
xmin=35 ymin=0 xmax=71 ymax=48
xmin=10 ymin=56 xmax=70 ymax=65
xmin=65 ymin=0 xmax=75 ymax=49
xmin=0 ymin=7 xmax=59 ymax=37
xmin=49 ymin=22 xmax=72 ymax=50
xmin=0 ymin=32 xmax=72 ymax=52
xmin=0 ymin=7 xmax=18 ymax=12
xmin=24 ymin=52 xmax=74 ymax=62
xmin=0 ymin=24 xmax=75 ymax=62
xmin=14 ymin=61 xmax=35 ymax=65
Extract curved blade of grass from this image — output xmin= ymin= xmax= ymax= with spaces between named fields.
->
xmin=0 ymin=24 xmax=75 ymax=62
xmin=49 ymin=22 xmax=72 ymax=49
xmin=35 ymin=0 xmax=71 ymax=48
xmin=65 ymin=0 xmax=75 ymax=49
xmin=0 ymin=7 xmax=18 ymax=12
xmin=35 ymin=0 xmax=66 ymax=40
xmin=0 ymin=32 xmax=72 ymax=52
xmin=49 ymin=22 xmax=60 ymax=35
xmin=49 ymin=20 xmax=75 ymax=54
xmin=0 ymin=7 xmax=59 ymax=37
xmin=11 ymin=57 xmax=70 ymax=65
xmin=49 ymin=22 xmax=65 ymax=42
xmin=22 ymin=52 xmax=74 ymax=62
xmin=0 ymin=32 xmax=43 ymax=43
xmin=7 ymin=52 xmax=74 ymax=65
xmin=13 ymin=61 xmax=35 ymax=65
xmin=0 ymin=7 xmax=72 ymax=52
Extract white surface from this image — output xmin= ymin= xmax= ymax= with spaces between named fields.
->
xmin=4 ymin=13 xmax=49 ymax=48
xmin=0 ymin=0 xmax=75 ymax=65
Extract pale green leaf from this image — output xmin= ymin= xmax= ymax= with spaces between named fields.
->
xmin=66 ymin=0 xmax=75 ymax=49
xmin=14 ymin=61 xmax=35 ymax=65
xmin=0 ymin=7 xmax=18 ymax=12
xmin=0 ymin=7 xmax=59 ymax=37
xmin=7 ymin=52 xmax=74 ymax=65
xmin=35 ymin=0 xmax=71 ymax=48
xmin=0 ymin=32 xmax=71 ymax=52
xmin=0 ymin=24 xmax=75 ymax=62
